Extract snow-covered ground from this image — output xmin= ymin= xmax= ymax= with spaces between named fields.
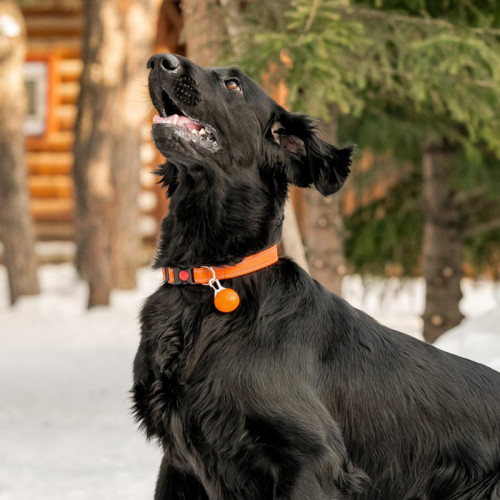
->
xmin=1 ymin=264 xmax=499 ymax=499
xmin=0 ymin=265 xmax=163 ymax=500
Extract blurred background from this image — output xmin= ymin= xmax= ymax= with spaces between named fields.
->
xmin=0 ymin=1 xmax=499 ymax=497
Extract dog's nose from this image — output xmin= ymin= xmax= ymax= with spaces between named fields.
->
xmin=147 ymin=54 xmax=180 ymax=72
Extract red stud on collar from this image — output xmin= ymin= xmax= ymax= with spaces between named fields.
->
xmin=178 ymin=270 xmax=190 ymax=282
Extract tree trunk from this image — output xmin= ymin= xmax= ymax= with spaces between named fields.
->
xmin=421 ymin=144 xmax=464 ymax=343
xmin=73 ymin=0 xmax=123 ymax=307
xmin=110 ymin=0 xmax=159 ymax=290
xmin=0 ymin=1 xmax=39 ymax=304
xmin=181 ymin=0 xmax=226 ymax=64
xmin=306 ymin=106 xmax=347 ymax=295
xmin=219 ymin=0 xmax=245 ymax=58
xmin=74 ymin=0 xmax=159 ymax=305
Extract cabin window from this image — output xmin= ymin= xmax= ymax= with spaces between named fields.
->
xmin=24 ymin=61 xmax=48 ymax=136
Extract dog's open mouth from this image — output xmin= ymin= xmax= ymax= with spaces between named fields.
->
xmin=152 ymin=90 xmax=218 ymax=148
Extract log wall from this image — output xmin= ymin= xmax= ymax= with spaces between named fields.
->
xmin=22 ymin=5 xmax=159 ymax=246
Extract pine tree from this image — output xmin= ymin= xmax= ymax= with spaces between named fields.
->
xmin=347 ymin=0 xmax=500 ymax=341
xmin=236 ymin=0 xmax=500 ymax=341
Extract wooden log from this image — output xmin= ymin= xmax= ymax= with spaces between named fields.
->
xmin=35 ymin=223 xmax=75 ymax=241
xmin=57 ymin=58 xmax=83 ymax=81
xmin=30 ymin=198 xmax=74 ymax=222
xmin=22 ymin=6 xmax=83 ymax=17
xmin=29 ymin=175 xmax=73 ymax=199
xmin=25 ymin=16 xmax=83 ymax=38
xmin=27 ymin=39 xmax=82 ymax=53
xmin=27 ymin=131 xmax=74 ymax=152
xmin=27 ymin=151 xmax=73 ymax=175
xmin=58 ymin=81 xmax=79 ymax=104
xmin=54 ymin=103 xmax=77 ymax=130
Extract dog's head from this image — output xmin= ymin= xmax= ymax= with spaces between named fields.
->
xmin=148 ymin=54 xmax=352 ymax=198
xmin=148 ymin=54 xmax=353 ymax=264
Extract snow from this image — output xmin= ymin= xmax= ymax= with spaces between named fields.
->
xmin=1 ymin=264 xmax=499 ymax=499
xmin=0 ymin=265 xmax=162 ymax=500
xmin=435 ymin=308 xmax=500 ymax=371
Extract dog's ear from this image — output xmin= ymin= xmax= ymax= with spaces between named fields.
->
xmin=270 ymin=111 xmax=353 ymax=196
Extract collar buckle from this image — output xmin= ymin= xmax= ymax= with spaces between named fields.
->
xmin=171 ymin=267 xmax=195 ymax=284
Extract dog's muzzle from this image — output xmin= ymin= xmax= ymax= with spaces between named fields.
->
xmin=147 ymin=54 xmax=200 ymax=107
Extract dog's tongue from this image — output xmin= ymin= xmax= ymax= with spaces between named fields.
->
xmin=153 ymin=114 xmax=202 ymax=131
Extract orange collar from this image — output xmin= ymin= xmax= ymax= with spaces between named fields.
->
xmin=162 ymin=245 xmax=279 ymax=285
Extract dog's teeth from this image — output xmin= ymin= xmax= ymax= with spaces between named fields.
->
xmin=199 ymin=128 xmax=206 ymax=135
xmin=172 ymin=115 xmax=179 ymax=125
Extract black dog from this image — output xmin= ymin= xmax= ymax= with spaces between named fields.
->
xmin=132 ymin=54 xmax=500 ymax=499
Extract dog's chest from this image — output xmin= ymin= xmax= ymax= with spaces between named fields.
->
xmin=135 ymin=293 xmax=249 ymax=470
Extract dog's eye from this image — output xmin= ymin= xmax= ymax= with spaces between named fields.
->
xmin=225 ymin=79 xmax=241 ymax=92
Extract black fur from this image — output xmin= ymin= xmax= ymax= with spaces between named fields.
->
xmin=133 ymin=54 xmax=500 ymax=499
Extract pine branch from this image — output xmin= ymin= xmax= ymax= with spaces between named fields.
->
xmin=303 ymin=0 xmax=321 ymax=33
xmin=350 ymin=6 xmax=500 ymax=36
xmin=465 ymin=218 xmax=500 ymax=237
xmin=453 ymin=186 xmax=487 ymax=205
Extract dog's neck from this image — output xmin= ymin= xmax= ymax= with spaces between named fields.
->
xmin=153 ymin=175 xmax=286 ymax=269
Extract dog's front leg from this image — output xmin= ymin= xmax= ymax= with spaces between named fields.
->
xmin=245 ymin=396 xmax=368 ymax=499
xmin=154 ymin=455 xmax=208 ymax=500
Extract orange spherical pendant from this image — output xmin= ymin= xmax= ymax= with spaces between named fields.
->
xmin=214 ymin=287 xmax=240 ymax=313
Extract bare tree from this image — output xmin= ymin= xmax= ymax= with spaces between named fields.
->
xmin=0 ymin=0 xmax=39 ymax=304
